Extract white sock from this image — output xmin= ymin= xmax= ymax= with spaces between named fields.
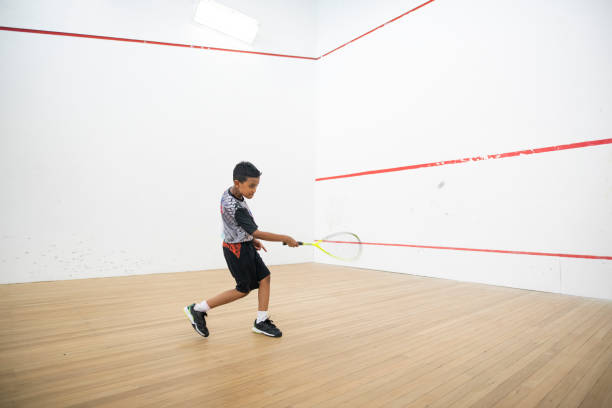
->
xmin=256 ymin=311 xmax=269 ymax=323
xmin=194 ymin=300 xmax=210 ymax=313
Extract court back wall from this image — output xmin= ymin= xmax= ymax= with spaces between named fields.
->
xmin=314 ymin=0 xmax=612 ymax=299
xmin=0 ymin=3 xmax=316 ymax=283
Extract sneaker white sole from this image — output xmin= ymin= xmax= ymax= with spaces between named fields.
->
xmin=252 ymin=326 xmax=280 ymax=337
xmin=183 ymin=306 xmax=195 ymax=325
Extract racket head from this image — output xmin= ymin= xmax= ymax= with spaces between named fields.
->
xmin=313 ymin=232 xmax=362 ymax=261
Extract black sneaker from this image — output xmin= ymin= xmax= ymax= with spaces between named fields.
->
xmin=252 ymin=318 xmax=282 ymax=337
xmin=184 ymin=303 xmax=209 ymax=337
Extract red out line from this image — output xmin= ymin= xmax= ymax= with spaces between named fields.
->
xmin=0 ymin=26 xmax=319 ymax=60
xmin=0 ymin=1 xmax=436 ymax=60
xmin=315 ymin=138 xmax=612 ymax=182
xmin=322 ymin=240 xmax=612 ymax=261
xmin=319 ymin=0 xmax=437 ymax=58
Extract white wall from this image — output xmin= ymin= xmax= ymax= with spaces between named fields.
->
xmin=2 ymin=0 xmax=611 ymax=299
xmin=314 ymin=0 xmax=612 ymax=299
xmin=0 ymin=0 xmax=317 ymax=56
xmin=0 ymin=1 xmax=316 ymax=283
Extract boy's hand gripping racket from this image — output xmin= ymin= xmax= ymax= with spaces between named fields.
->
xmin=283 ymin=232 xmax=362 ymax=261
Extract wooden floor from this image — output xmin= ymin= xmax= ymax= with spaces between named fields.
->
xmin=1 ymin=263 xmax=612 ymax=408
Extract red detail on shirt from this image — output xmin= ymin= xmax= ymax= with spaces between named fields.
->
xmin=223 ymin=242 xmax=241 ymax=258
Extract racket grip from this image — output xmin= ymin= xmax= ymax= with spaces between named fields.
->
xmin=282 ymin=242 xmax=304 ymax=245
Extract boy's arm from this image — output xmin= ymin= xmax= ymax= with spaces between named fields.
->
xmin=253 ymin=230 xmax=299 ymax=247
xmin=233 ymin=208 xmax=299 ymax=247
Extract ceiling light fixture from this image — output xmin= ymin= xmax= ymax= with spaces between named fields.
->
xmin=194 ymin=0 xmax=259 ymax=44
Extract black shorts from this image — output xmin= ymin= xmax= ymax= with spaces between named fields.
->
xmin=223 ymin=240 xmax=270 ymax=293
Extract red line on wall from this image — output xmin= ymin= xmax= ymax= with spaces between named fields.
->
xmin=319 ymin=0 xmax=437 ymax=58
xmin=315 ymin=138 xmax=612 ymax=182
xmin=0 ymin=26 xmax=319 ymax=60
xmin=0 ymin=0 xmax=437 ymax=60
xmin=322 ymin=240 xmax=612 ymax=260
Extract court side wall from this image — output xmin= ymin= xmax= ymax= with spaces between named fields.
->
xmin=314 ymin=0 xmax=612 ymax=299
xmin=0 ymin=2 xmax=315 ymax=283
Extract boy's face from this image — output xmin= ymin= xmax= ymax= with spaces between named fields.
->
xmin=234 ymin=177 xmax=259 ymax=199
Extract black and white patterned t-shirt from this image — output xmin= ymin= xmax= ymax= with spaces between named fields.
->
xmin=220 ymin=188 xmax=258 ymax=243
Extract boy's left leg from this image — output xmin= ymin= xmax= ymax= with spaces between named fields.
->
xmin=258 ymin=274 xmax=270 ymax=312
xmin=252 ymin=275 xmax=282 ymax=337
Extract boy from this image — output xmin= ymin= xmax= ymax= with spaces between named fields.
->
xmin=184 ymin=161 xmax=298 ymax=338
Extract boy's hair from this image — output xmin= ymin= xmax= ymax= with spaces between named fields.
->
xmin=233 ymin=161 xmax=262 ymax=182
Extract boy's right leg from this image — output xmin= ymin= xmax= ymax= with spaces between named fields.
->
xmin=184 ymin=304 xmax=209 ymax=337
xmin=184 ymin=289 xmax=248 ymax=338
xmin=206 ymin=289 xmax=248 ymax=308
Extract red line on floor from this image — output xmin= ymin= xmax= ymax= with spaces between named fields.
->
xmin=315 ymin=138 xmax=612 ymax=181
xmin=322 ymin=240 xmax=612 ymax=260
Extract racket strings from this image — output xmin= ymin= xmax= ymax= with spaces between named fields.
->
xmin=317 ymin=232 xmax=362 ymax=261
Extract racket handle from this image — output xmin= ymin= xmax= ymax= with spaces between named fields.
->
xmin=282 ymin=241 xmax=304 ymax=246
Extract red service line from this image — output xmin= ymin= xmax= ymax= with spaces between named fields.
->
xmin=319 ymin=0 xmax=437 ymax=58
xmin=0 ymin=26 xmax=319 ymax=60
xmin=322 ymin=240 xmax=612 ymax=261
xmin=315 ymin=138 xmax=612 ymax=182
